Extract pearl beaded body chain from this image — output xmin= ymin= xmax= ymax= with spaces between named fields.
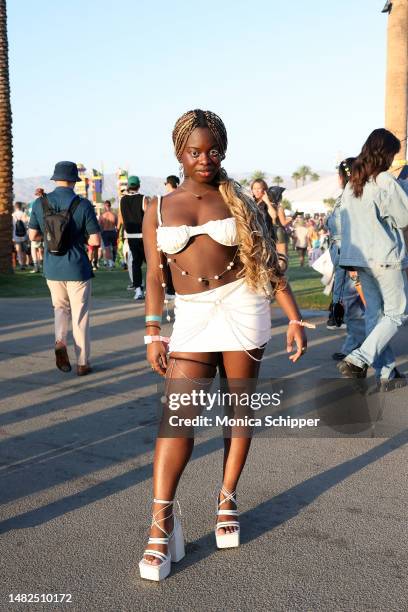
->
xmin=157 ymin=247 xmax=239 ymax=321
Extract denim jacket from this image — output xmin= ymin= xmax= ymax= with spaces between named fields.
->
xmin=326 ymin=195 xmax=342 ymax=245
xmin=339 ymin=172 xmax=408 ymax=269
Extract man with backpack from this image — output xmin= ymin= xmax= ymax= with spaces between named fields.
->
xmin=28 ymin=161 xmax=101 ymax=376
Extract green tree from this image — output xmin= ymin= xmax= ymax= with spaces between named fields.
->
xmin=298 ymin=165 xmax=312 ymax=186
xmin=0 ymin=0 xmax=13 ymax=273
xmin=272 ymin=175 xmax=284 ymax=186
xmin=251 ymin=170 xmax=266 ymax=181
xmin=310 ymin=172 xmax=320 ymax=182
xmin=292 ymin=171 xmax=301 ymax=189
xmin=240 ymin=178 xmax=249 ymax=187
xmin=281 ymin=198 xmax=292 ymax=211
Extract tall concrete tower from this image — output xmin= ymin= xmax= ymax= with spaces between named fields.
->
xmin=383 ymin=0 xmax=408 ymax=163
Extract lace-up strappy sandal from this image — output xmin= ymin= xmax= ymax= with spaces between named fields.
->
xmin=139 ymin=498 xmax=185 ymax=581
xmin=215 ymin=486 xmax=240 ymax=549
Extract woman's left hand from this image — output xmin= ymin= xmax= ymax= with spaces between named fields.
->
xmin=286 ymin=323 xmax=307 ymax=362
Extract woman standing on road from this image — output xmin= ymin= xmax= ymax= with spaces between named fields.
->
xmin=251 ymin=179 xmax=290 ymax=269
xmin=140 ymin=109 xmax=308 ymax=581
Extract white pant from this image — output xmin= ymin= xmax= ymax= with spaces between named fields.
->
xmin=47 ymin=280 xmax=92 ymax=366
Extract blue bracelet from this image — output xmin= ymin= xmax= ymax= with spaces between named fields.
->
xmin=145 ymin=314 xmax=162 ymax=323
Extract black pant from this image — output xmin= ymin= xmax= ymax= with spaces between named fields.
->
xmin=128 ymin=238 xmax=145 ymax=289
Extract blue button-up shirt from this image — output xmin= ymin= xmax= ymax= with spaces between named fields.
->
xmin=339 ymin=172 xmax=408 ymax=269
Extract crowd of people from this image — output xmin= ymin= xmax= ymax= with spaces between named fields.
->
xmin=13 ymin=177 xmax=331 ymax=283
xmin=14 ymin=111 xmax=408 ymax=582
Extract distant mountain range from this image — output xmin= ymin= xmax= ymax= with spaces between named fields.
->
xmin=14 ymin=171 xmax=332 ymax=205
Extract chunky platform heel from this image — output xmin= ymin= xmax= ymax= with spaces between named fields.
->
xmin=215 ymin=486 xmax=240 ymax=549
xmin=139 ymin=498 xmax=185 ymax=582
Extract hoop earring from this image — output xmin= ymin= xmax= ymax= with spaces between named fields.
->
xmin=179 ymin=164 xmax=184 ymax=182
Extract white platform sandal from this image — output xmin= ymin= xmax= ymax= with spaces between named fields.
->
xmin=215 ymin=486 xmax=240 ymax=549
xmin=139 ymin=498 xmax=185 ymax=582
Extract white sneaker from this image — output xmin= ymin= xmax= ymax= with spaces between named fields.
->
xmin=134 ymin=287 xmax=144 ymax=300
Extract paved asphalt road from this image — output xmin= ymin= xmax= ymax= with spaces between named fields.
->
xmin=0 ymin=296 xmax=407 ymax=612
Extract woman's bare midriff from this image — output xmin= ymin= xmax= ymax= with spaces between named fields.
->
xmin=164 ymin=235 xmax=243 ymax=295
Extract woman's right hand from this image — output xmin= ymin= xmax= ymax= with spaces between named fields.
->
xmin=263 ymin=195 xmax=278 ymax=221
xmin=147 ymin=342 xmax=168 ymax=376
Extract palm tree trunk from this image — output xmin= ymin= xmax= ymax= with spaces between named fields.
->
xmin=0 ymin=0 xmax=13 ymax=273
xmin=384 ymin=0 xmax=408 ymax=162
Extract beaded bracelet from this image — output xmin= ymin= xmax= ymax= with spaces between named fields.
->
xmin=289 ymin=319 xmax=316 ymax=329
xmin=145 ymin=315 xmax=162 ymax=323
xmin=144 ymin=335 xmax=170 ymax=344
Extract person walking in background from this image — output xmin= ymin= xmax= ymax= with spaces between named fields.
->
xmin=266 ymin=185 xmax=291 ymax=260
xmin=307 ymin=220 xmax=322 ymax=265
xmin=12 ymin=202 xmax=29 ymax=270
xmin=118 ymin=176 xmax=149 ymax=300
xmin=99 ymin=200 xmax=118 ymax=269
xmin=293 ymin=217 xmax=309 ymax=266
xmin=251 ymin=180 xmax=289 ymax=270
xmin=28 ymin=188 xmax=45 ymax=273
xmin=338 ymin=129 xmax=408 ymax=391
xmin=161 ymin=175 xmax=180 ymax=297
xmin=87 ymin=220 xmax=100 ymax=272
xmin=28 ymin=161 xmax=101 ymax=376
xmin=164 ymin=175 xmax=180 ymax=193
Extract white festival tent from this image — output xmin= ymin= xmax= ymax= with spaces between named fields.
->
xmin=284 ymin=174 xmax=341 ymax=215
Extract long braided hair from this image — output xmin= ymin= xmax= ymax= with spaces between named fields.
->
xmin=172 ymin=109 xmax=282 ymax=295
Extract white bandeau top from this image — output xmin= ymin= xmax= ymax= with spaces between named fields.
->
xmin=156 ymin=196 xmax=238 ymax=254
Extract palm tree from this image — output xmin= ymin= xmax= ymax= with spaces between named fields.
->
xmin=292 ymin=171 xmax=301 ymax=189
xmin=272 ymin=175 xmax=284 ymax=186
xmin=240 ymin=178 xmax=249 ymax=187
xmin=0 ymin=0 xmax=13 ymax=273
xmin=310 ymin=172 xmax=320 ymax=182
xmin=251 ymin=170 xmax=266 ymax=181
xmin=384 ymin=0 xmax=408 ymax=162
xmin=298 ymin=165 xmax=312 ymax=186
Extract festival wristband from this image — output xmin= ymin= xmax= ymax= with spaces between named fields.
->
xmin=145 ymin=315 xmax=162 ymax=323
xmin=144 ymin=335 xmax=170 ymax=344
xmin=289 ymin=319 xmax=316 ymax=329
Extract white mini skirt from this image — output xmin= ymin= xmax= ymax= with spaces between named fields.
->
xmin=169 ymin=278 xmax=271 ymax=355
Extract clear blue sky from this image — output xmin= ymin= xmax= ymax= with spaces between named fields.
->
xmin=9 ymin=0 xmax=388 ymax=178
